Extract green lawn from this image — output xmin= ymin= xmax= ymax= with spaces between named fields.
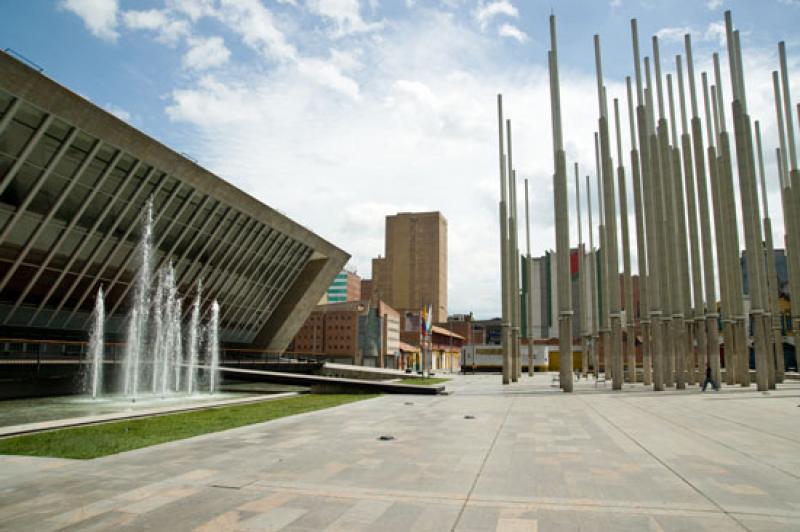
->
xmin=397 ymin=377 xmax=451 ymax=385
xmin=0 ymin=394 xmax=376 ymax=460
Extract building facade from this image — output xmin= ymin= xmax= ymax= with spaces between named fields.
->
xmin=290 ymin=300 xmax=402 ymax=368
xmin=382 ymin=211 xmax=448 ymax=323
xmin=0 ymin=51 xmax=348 ymax=350
xmin=326 ymin=269 xmax=361 ymax=303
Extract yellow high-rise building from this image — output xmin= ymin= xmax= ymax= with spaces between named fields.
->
xmin=382 ymin=212 xmax=448 ymax=323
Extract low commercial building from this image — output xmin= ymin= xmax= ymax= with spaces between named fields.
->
xmin=290 ymin=300 xmax=402 ymax=368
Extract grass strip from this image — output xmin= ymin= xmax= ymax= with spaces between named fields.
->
xmin=0 ymin=394 xmax=376 ymax=460
xmin=397 ymin=377 xmax=450 ymax=385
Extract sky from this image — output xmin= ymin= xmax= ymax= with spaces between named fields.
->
xmin=2 ymin=0 xmax=800 ymax=319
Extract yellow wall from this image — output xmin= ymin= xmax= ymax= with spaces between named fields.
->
xmin=548 ymin=351 xmax=583 ymax=371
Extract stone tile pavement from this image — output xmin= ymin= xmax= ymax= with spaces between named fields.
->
xmin=1 ymin=374 xmax=799 ymax=531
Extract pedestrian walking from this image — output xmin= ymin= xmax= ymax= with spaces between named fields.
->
xmin=701 ymin=365 xmax=719 ymax=392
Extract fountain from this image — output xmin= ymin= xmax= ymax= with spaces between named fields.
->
xmin=208 ymin=300 xmax=220 ymax=393
xmin=87 ymin=286 xmax=104 ymax=399
xmin=87 ymin=198 xmax=221 ymax=399
xmin=186 ymin=282 xmax=201 ymax=394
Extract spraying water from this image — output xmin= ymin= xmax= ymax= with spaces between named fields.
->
xmin=186 ymin=282 xmax=201 ymax=394
xmin=173 ymin=296 xmax=183 ymax=392
xmin=122 ymin=199 xmax=153 ymax=399
xmin=89 ymin=197 xmax=222 ymax=399
xmin=88 ymin=286 xmax=105 ymax=399
xmin=208 ymin=300 xmax=220 ymax=393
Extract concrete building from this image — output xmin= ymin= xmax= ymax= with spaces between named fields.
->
xmin=360 ymin=279 xmax=373 ymax=302
xmin=441 ymin=313 xmax=475 ymax=345
xmin=398 ymin=311 xmax=463 ymax=372
xmin=0 ymin=51 xmax=348 ymax=351
xmin=741 ymin=249 xmax=789 ymax=297
xmin=527 ymin=247 xmax=639 ymax=342
xmin=382 ymin=212 xmax=448 ymax=323
xmin=473 ymin=318 xmax=501 ymax=345
xmin=326 ymin=268 xmax=361 ymax=303
xmin=528 ymin=248 xmax=593 ymax=339
xmin=290 ymin=300 xmax=401 ymax=368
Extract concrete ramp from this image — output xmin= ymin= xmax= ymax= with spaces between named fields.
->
xmin=320 ymin=363 xmax=411 ymax=381
xmin=216 ymin=366 xmax=445 ymax=395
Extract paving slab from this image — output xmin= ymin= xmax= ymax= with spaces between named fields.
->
xmin=1 ymin=374 xmax=799 ymax=531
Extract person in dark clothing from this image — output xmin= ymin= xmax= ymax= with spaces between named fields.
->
xmin=701 ymin=365 xmax=719 ymax=391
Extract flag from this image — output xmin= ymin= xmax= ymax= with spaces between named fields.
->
xmin=426 ymin=304 xmax=433 ymax=333
xmin=570 ymin=249 xmax=579 ymax=279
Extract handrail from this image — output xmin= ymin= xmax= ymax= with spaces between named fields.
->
xmin=3 ymin=48 xmax=44 ymax=72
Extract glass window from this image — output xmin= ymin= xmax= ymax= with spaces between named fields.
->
xmin=14 ymin=102 xmax=46 ymax=129
xmin=2 ymin=161 xmax=44 ymax=209
xmin=0 ymin=119 xmax=34 ymax=157
xmin=0 ymin=90 xmax=14 ymax=116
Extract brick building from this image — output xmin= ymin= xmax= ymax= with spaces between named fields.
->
xmin=290 ymin=300 xmax=402 ymax=368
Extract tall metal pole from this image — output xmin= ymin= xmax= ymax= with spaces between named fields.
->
xmin=677 ymin=53 xmax=705 ymax=386
xmin=653 ymin=36 xmax=678 ymax=387
xmin=525 ymin=178 xmax=534 ymax=377
xmin=632 ymin=20 xmax=658 ymax=387
xmin=613 ymin=98 xmax=635 ymax=383
xmin=595 ymin=131 xmax=609 ymax=379
xmin=507 ymin=120 xmax=520 ymax=383
xmin=685 ymin=36 xmax=720 ymax=386
xmin=549 ymin=15 xmax=573 ymax=392
xmin=645 ymin=54 xmax=666 ymax=390
xmin=778 ymin=43 xmax=800 ymax=374
xmin=755 ymin=120 xmax=784 ymax=383
xmin=587 ymin=173 xmax=599 ymax=379
xmin=626 ymin=75 xmax=649 ymax=385
xmin=575 ymin=162 xmax=588 ymax=376
xmin=713 ymin=53 xmax=749 ymax=386
xmin=497 ymin=94 xmax=511 ymax=385
xmin=705 ymin=74 xmax=736 ymax=386
xmin=595 ymin=35 xmax=623 ymax=390
xmin=724 ymin=14 xmax=770 ymax=391
xmin=667 ymin=72 xmax=690 ymax=389
xmin=773 ymin=74 xmax=795 ymax=374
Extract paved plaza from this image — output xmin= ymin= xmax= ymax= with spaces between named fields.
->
xmin=1 ymin=374 xmax=799 ymax=531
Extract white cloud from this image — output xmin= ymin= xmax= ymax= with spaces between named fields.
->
xmin=473 ymin=0 xmax=518 ymax=31
xmin=652 ymin=21 xmax=728 ymax=47
xmin=61 ymin=0 xmax=119 ymax=41
xmin=329 ymin=48 xmax=363 ymax=72
xmin=59 ymin=0 xmax=800 ymax=319
xmin=704 ymin=20 xmax=727 ymax=47
xmin=161 ymin=12 xmax=607 ymax=317
xmin=655 ymin=26 xmax=691 ymax=43
xmin=306 ymin=0 xmax=384 ymax=37
xmin=393 ymin=79 xmax=440 ymax=109
xmin=297 ymin=57 xmax=361 ymax=99
xmin=166 ymin=0 xmax=217 ymax=21
xmin=610 ymin=0 xmax=622 ymax=7
xmin=122 ymin=9 xmax=167 ymax=30
xmin=103 ymin=103 xmax=131 ymax=122
xmin=122 ymin=9 xmax=190 ymax=44
xmin=183 ymin=36 xmax=231 ymax=70
xmin=498 ymin=23 xmax=528 ymax=43
xmin=706 ymin=0 xmax=723 ymax=9
xmin=217 ymin=0 xmax=298 ymax=62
